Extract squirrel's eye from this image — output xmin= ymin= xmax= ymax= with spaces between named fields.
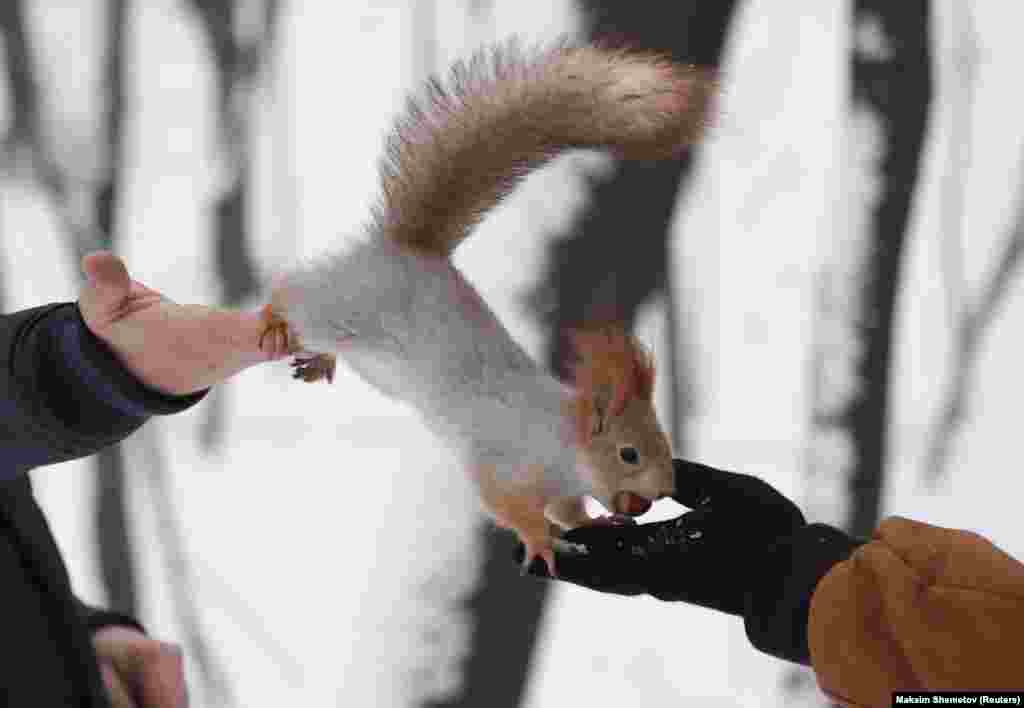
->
xmin=619 ymin=446 xmax=640 ymax=464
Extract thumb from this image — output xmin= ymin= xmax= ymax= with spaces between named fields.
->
xmin=81 ymin=251 xmax=131 ymax=312
xmin=94 ymin=627 xmax=188 ymax=708
xmin=100 ymin=660 xmax=139 ymax=708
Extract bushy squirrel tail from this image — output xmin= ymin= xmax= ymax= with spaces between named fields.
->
xmin=371 ymin=37 xmax=716 ymax=258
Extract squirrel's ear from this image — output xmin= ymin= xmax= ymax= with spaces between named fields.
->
xmin=566 ymin=325 xmax=640 ymax=445
xmin=575 ymin=383 xmax=614 ymax=445
xmin=574 ymin=398 xmax=594 ymax=446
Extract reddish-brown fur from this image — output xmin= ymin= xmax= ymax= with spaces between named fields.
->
xmin=374 ymin=39 xmax=715 ymax=259
xmin=259 ymin=40 xmax=704 ymax=575
xmin=567 ymin=326 xmax=656 ymax=445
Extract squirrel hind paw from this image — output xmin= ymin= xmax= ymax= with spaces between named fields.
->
xmin=258 ymin=304 xmax=300 ymax=359
xmin=290 ymin=353 xmax=337 ymax=384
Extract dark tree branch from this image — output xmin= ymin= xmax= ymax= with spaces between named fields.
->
xmin=185 ymin=0 xmax=236 ymax=116
xmin=90 ymin=0 xmax=140 ymax=622
xmin=924 ymin=187 xmax=1024 ymax=485
xmin=922 ymin=2 xmax=991 ymax=487
xmin=95 ymin=0 xmax=125 ymax=242
xmin=0 ymin=0 xmax=38 ymax=154
xmin=0 ymin=1 xmax=104 ymax=255
xmin=95 ymin=446 xmax=138 ymax=616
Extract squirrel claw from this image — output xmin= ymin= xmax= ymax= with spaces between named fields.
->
xmin=258 ymin=304 xmax=296 ymax=359
xmin=521 ymin=541 xmax=557 ymax=578
xmin=259 ymin=305 xmax=337 ymax=384
xmin=290 ymin=353 xmax=337 ymax=384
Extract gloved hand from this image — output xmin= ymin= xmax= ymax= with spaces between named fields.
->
xmin=517 ymin=459 xmax=864 ymax=664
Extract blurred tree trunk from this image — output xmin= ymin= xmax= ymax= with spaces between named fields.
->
xmin=133 ymin=424 xmax=238 ymax=705
xmin=157 ymin=2 xmax=285 ymax=703
xmin=843 ymin=0 xmax=932 ymax=539
xmin=0 ymin=0 xmax=37 ymax=309
xmin=187 ymin=0 xmax=275 ymax=309
xmin=187 ymin=0 xmax=281 ymax=453
xmin=91 ymin=0 xmax=139 ymax=620
xmin=795 ymin=1 xmax=932 ymax=704
xmin=423 ymin=4 xmax=738 ymax=708
xmin=0 ymin=0 xmax=139 ymax=618
xmin=0 ymin=0 xmax=38 ymax=156
xmin=0 ymin=1 xmax=103 ymax=252
xmin=187 ymin=0 xmax=281 ymax=313
xmin=1 ymin=3 xmax=291 ymax=704
xmin=805 ymin=0 xmax=932 ymax=540
xmin=528 ymin=0 xmax=738 ymax=438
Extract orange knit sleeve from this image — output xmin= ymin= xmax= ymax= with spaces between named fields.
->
xmin=806 ymin=516 xmax=1024 ymax=707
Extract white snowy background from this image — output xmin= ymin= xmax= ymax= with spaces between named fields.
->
xmin=4 ymin=0 xmax=1023 ymax=706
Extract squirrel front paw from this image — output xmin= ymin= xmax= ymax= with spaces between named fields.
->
xmin=259 ymin=304 xmax=336 ymax=384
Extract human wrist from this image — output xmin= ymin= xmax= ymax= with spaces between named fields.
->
xmin=68 ymin=303 xmax=209 ymax=415
xmin=76 ymin=598 xmax=147 ymax=637
xmin=743 ymin=523 xmax=863 ymax=665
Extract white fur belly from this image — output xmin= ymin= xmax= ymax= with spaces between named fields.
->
xmin=280 ymin=236 xmax=539 ymax=407
xmin=278 ymin=236 xmax=587 ymax=497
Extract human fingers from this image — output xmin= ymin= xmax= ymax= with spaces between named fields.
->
xmin=79 ymin=251 xmax=133 ymax=328
xmin=100 ymin=659 xmax=139 ymax=708
xmin=93 ymin=627 xmax=188 ymax=708
xmin=671 ymin=459 xmax=805 ymax=531
xmin=129 ymin=640 xmax=188 ymax=708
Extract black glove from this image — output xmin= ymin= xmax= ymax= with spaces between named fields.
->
xmin=517 ymin=459 xmax=864 ymax=665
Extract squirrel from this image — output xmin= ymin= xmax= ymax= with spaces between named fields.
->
xmin=257 ymin=38 xmax=715 ymax=576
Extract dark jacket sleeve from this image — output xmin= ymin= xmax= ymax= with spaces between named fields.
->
xmin=743 ymin=523 xmax=862 ymax=665
xmin=0 ymin=301 xmax=208 ymax=706
xmin=75 ymin=596 xmax=147 ymax=636
xmin=0 ymin=302 xmax=208 ymax=479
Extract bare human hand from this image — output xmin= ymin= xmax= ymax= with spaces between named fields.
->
xmin=77 ymin=251 xmax=286 ymax=396
xmin=92 ymin=625 xmax=188 ymax=708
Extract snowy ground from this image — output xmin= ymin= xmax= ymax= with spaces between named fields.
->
xmin=7 ymin=0 xmax=1024 ymax=706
